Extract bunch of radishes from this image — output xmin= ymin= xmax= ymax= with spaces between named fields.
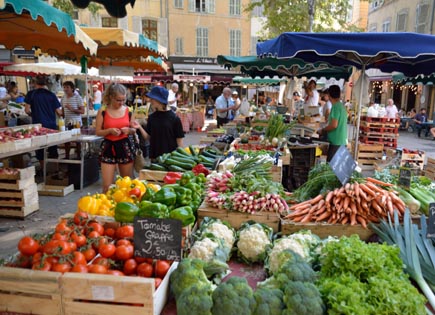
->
xmin=229 ymin=191 xmax=289 ymax=214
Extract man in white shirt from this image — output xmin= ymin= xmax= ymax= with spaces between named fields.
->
xmin=304 ymin=79 xmax=319 ymax=106
xmin=385 ymin=98 xmax=399 ymax=119
xmin=92 ymin=84 xmax=102 ymax=111
xmin=167 ymin=83 xmax=180 ymax=112
xmin=367 ymin=101 xmax=378 ymax=118
xmin=215 ymin=87 xmax=235 ymax=128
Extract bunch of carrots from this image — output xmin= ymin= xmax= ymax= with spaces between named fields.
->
xmin=283 ymin=177 xmax=406 ymax=228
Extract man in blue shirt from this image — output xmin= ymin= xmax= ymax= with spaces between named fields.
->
xmin=215 ymin=87 xmax=236 ymax=128
xmin=413 ymin=108 xmax=429 ymax=138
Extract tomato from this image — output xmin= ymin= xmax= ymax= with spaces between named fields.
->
xmin=104 ymin=227 xmax=116 ymax=238
xmin=73 ymin=210 xmax=89 ymax=226
xmin=18 ymin=236 xmax=40 ymax=256
xmin=71 ymin=251 xmax=87 ymax=266
xmin=71 ymin=264 xmax=88 ymax=273
xmin=128 ymin=187 xmax=142 ymax=198
xmin=32 ymin=260 xmax=51 ymax=271
xmin=88 ymin=264 xmax=108 ymax=274
xmin=123 ymin=258 xmax=138 ymax=275
xmin=68 ymin=241 xmax=77 ymax=252
xmin=87 ymin=230 xmax=101 ymax=240
xmin=55 ymin=222 xmax=72 ymax=234
xmin=115 ymin=244 xmax=134 ymax=261
xmin=32 ymin=252 xmax=43 ymax=265
xmin=14 ymin=254 xmax=32 ymax=268
xmin=87 ymin=222 xmax=105 ymax=236
xmin=154 ymin=277 xmax=162 ymax=289
xmin=43 ymin=240 xmax=71 ymax=256
xmin=51 ymin=262 xmax=72 ymax=273
xmin=155 ymin=260 xmax=171 ymax=279
xmin=134 ymin=256 xmax=151 ymax=264
xmin=52 ymin=232 xmax=68 ymax=241
xmin=45 ymin=256 xmax=59 ymax=265
xmin=136 ymin=262 xmax=153 ymax=278
xmin=93 ymin=257 xmax=111 ymax=268
xmin=106 ymin=269 xmax=124 ymax=276
xmin=116 ymin=239 xmax=132 ymax=247
xmin=82 ymin=247 xmax=97 ymax=262
xmin=70 ymin=232 xmax=87 ymax=248
xmin=99 ymin=243 xmax=116 ymax=258
xmin=115 ymin=225 xmax=134 ymax=239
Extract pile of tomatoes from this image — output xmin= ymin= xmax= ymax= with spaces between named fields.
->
xmin=10 ymin=210 xmax=172 ymax=288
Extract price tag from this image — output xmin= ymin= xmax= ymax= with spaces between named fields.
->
xmin=133 ymin=217 xmax=182 ymax=261
xmin=398 ymin=168 xmax=411 ymax=189
xmin=329 ymin=146 xmax=356 ymax=186
xmin=427 ymin=203 xmax=435 ymax=238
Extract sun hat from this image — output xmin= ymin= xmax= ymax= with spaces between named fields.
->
xmin=92 ymin=84 xmax=98 ymax=88
xmin=232 ymin=90 xmax=238 ymax=95
xmin=146 ymin=86 xmax=169 ymax=105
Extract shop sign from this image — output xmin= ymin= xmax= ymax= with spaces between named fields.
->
xmin=173 ymin=74 xmax=211 ymax=82
xmin=99 ymin=66 xmax=134 ymax=76
xmin=170 ymin=56 xmax=217 ymax=64
xmin=133 ymin=75 xmax=152 ymax=83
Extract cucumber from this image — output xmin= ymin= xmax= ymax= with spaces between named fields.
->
xmin=169 ymin=156 xmax=197 ymax=167
xmin=167 ymin=165 xmax=189 ymax=172
xmin=199 ymin=155 xmax=216 ymax=164
xmin=170 ymin=151 xmax=197 ymax=161
xmin=189 ymin=145 xmax=198 ymax=157
xmin=201 ymin=150 xmax=218 ymax=159
xmin=176 ymin=147 xmax=192 ymax=157
xmin=164 ymin=158 xmax=194 ymax=170
xmin=149 ymin=163 xmax=167 ymax=171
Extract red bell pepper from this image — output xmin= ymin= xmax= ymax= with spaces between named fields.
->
xmin=163 ymin=172 xmax=182 ymax=184
xmin=192 ymin=163 xmax=210 ymax=176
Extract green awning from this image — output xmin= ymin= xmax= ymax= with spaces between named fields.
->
xmin=393 ymin=73 xmax=435 ymax=85
xmin=232 ymin=76 xmax=286 ymax=85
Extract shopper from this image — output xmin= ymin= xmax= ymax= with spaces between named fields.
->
xmin=134 ymin=86 xmax=184 ymax=160
xmin=95 ymin=83 xmax=137 ymax=193
xmin=230 ymin=90 xmax=241 ymax=120
xmin=61 ymin=81 xmax=84 ymax=159
xmin=167 ymin=83 xmax=181 ymax=112
xmin=317 ymin=85 xmax=347 ymax=162
xmin=215 ymin=87 xmax=236 ymax=128
xmin=304 ymin=79 xmax=320 ymax=106
xmin=24 ymin=75 xmax=62 ymax=172
xmin=385 ymin=98 xmax=399 ymax=119
xmin=414 ymin=108 xmax=429 ymax=138
xmin=92 ymin=84 xmax=102 ymax=111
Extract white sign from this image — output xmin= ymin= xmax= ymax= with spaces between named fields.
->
xmin=99 ymin=66 xmax=134 ymax=76
xmin=173 ymin=75 xmax=210 ymax=82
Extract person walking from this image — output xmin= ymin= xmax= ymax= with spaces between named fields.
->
xmin=215 ymin=87 xmax=235 ymax=128
xmin=95 ymin=83 xmax=137 ymax=193
xmin=317 ymin=85 xmax=347 ymax=162
xmin=24 ymin=75 xmax=62 ymax=173
xmin=167 ymin=83 xmax=181 ymax=112
xmin=134 ymin=86 xmax=184 ymax=160
xmin=61 ymin=81 xmax=84 ymax=159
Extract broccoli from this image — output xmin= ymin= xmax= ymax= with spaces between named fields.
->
xmin=276 ymin=250 xmax=317 ymax=283
xmin=176 ymin=284 xmax=213 ymax=315
xmin=170 ymin=258 xmax=213 ymax=299
xmin=253 ymin=287 xmax=285 ymax=315
xmin=211 ymin=276 xmax=256 ymax=315
xmin=282 ymin=281 xmax=325 ymax=315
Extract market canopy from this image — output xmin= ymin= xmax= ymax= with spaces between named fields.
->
xmin=217 ymin=55 xmax=352 ymax=80
xmin=0 ymin=0 xmax=98 ymax=60
xmin=232 ymin=76 xmax=286 ymax=85
xmin=87 ymin=56 xmax=168 ymax=73
xmin=3 ymin=61 xmax=99 ymax=76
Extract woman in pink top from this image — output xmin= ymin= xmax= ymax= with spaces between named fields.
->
xmin=96 ymin=83 xmax=138 ymax=193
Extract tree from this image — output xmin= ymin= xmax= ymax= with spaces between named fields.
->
xmin=52 ymin=0 xmax=101 ymax=20
xmin=245 ymin=0 xmax=365 ymax=39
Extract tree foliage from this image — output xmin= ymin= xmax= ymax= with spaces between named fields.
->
xmin=52 ymin=0 xmax=101 ymax=19
xmin=245 ymin=0 xmax=365 ymax=39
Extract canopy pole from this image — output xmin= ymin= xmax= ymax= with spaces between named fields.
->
xmin=353 ymin=64 xmax=366 ymax=159
xmin=85 ymin=73 xmax=89 ymax=128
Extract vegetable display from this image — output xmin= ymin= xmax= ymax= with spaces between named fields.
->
xmin=236 ymin=221 xmax=273 ymax=264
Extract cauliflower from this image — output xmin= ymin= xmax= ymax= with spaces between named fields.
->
xmin=188 ymin=237 xmax=219 ymax=261
xmin=237 ymin=222 xmax=273 ymax=263
xmin=201 ymin=220 xmax=236 ymax=251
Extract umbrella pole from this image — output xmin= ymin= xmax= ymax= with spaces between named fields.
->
xmin=86 ymin=73 xmax=90 ymax=128
xmin=353 ymin=64 xmax=366 ymax=159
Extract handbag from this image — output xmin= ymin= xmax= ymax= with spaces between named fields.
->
xmin=130 ymin=134 xmax=146 ymax=172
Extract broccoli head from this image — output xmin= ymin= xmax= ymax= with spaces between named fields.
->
xmin=282 ymin=281 xmax=325 ymax=315
xmin=176 ymin=283 xmax=213 ymax=315
xmin=170 ymin=258 xmax=212 ymax=299
xmin=211 ymin=276 xmax=256 ymax=315
xmin=277 ymin=251 xmax=318 ymax=283
xmin=253 ymin=287 xmax=285 ymax=315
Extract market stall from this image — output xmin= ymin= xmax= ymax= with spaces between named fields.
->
xmin=177 ymin=107 xmax=205 ymax=133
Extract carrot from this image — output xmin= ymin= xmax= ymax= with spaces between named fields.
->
xmin=314 ymin=206 xmax=326 ymax=216
xmin=293 ymin=203 xmax=311 ymax=211
xmin=361 ymin=200 xmax=369 ymax=211
xmin=359 ymin=183 xmax=377 ymax=198
xmin=340 ymin=215 xmax=349 ymax=225
xmin=358 ymin=188 xmax=369 ymax=201
xmin=366 ymin=214 xmax=381 ymax=223
xmin=350 ymin=212 xmax=357 ymax=225
xmin=371 ymin=200 xmax=384 ymax=214
xmin=284 ymin=207 xmax=311 ymax=218
xmin=366 ymin=177 xmax=394 ymax=187
xmin=365 ymin=181 xmax=385 ymax=194
xmin=317 ymin=199 xmax=325 ymax=210
xmin=300 ymin=213 xmax=313 ymax=223
xmin=386 ymin=196 xmax=394 ymax=217
xmin=350 ymin=201 xmax=358 ymax=214
xmin=354 ymin=183 xmax=360 ymax=198
xmin=290 ymin=215 xmax=305 ymax=222
xmin=316 ymin=211 xmax=331 ymax=222
xmin=356 ymin=215 xmax=368 ymax=228
xmin=289 ymin=201 xmax=311 ymax=211
xmin=325 ymin=191 xmax=334 ymax=204
xmin=343 ymin=196 xmax=351 ymax=210
xmin=389 ymin=191 xmax=405 ymax=207
xmin=345 ymin=183 xmax=351 ymax=191
xmin=310 ymin=194 xmax=324 ymax=205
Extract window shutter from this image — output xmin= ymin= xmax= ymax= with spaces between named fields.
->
xmin=188 ymin=0 xmax=195 ymax=12
xmin=132 ymin=16 xmax=142 ymax=34
xmin=118 ymin=17 xmax=128 ymax=30
xmin=207 ymin=0 xmax=215 ymax=13
xmin=158 ymin=18 xmax=168 ymax=50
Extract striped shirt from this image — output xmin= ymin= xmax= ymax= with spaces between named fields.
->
xmin=62 ymin=94 xmax=83 ymax=126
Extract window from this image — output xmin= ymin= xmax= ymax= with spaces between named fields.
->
xmin=142 ymin=19 xmax=158 ymax=41
xmin=196 ymin=27 xmax=208 ymax=57
xmin=416 ymin=3 xmax=429 ymax=33
xmin=102 ymin=17 xmax=118 ymax=27
xmin=229 ymin=29 xmax=241 ymax=56
xmin=369 ymin=23 xmax=377 ymax=32
xmin=188 ymin=0 xmax=215 ymax=13
xmin=396 ymin=10 xmax=408 ymax=31
xmin=174 ymin=0 xmax=183 ymax=8
xmin=382 ymin=18 xmax=391 ymax=32
xmin=229 ymin=0 xmax=241 ymax=15
xmin=71 ymin=9 xmax=79 ymax=20
xmin=175 ymin=37 xmax=184 ymax=55
xmin=252 ymin=2 xmax=264 ymax=17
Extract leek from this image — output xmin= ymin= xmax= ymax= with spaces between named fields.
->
xmin=370 ymin=210 xmax=435 ymax=311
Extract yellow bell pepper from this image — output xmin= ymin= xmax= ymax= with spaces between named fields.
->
xmin=77 ymin=195 xmax=98 ymax=215
xmin=115 ymin=176 xmax=132 ymax=190
xmin=146 ymin=183 xmax=161 ymax=192
xmin=131 ymin=179 xmax=146 ymax=194
xmin=112 ymin=189 xmax=127 ymax=203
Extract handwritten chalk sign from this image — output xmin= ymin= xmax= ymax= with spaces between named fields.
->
xmin=398 ymin=168 xmax=411 ymax=189
xmin=133 ymin=217 xmax=182 ymax=261
xmin=329 ymin=146 xmax=356 ymax=186
xmin=427 ymin=203 xmax=435 ymax=238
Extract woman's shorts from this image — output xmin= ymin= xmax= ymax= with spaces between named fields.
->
xmin=99 ymin=137 xmax=135 ymax=164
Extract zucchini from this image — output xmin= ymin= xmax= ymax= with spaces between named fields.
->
xmin=199 ymin=155 xmax=216 ymax=164
xmin=176 ymin=147 xmax=192 ymax=157
xmin=189 ymin=145 xmax=198 ymax=157
xmin=170 ymin=151 xmax=197 ymax=161
xmin=201 ymin=150 xmax=218 ymax=159
xmin=149 ymin=163 xmax=167 ymax=171
xmin=169 ymin=156 xmax=197 ymax=167
xmin=167 ymin=165 xmax=189 ymax=172
xmin=164 ymin=158 xmax=194 ymax=170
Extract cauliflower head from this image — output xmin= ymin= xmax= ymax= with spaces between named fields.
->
xmin=237 ymin=223 xmax=272 ymax=263
xmin=188 ymin=237 xmax=219 ymax=262
xmin=202 ymin=221 xmax=236 ymax=251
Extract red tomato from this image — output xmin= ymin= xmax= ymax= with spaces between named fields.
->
xmin=93 ymin=257 xmax=111 ymax=268
xmin=70 ymin=232 xmax=87 ymax=248
xmin=14 ymin=254 xmax=32 ymax=268
xmin=52 ymin=232 xmax=68 ymax=241
xmin=88 ymin=264 xmax=108 ymax=274
xmin=134 ymin=256 xmax=150 ymax=264
xmin=51 ymin=262 xmax=72 ymax=273
xmin=115 ymin=244 xmax=134 ymax=260
xmin=32 ymin=260 xmax=51 ymax=271
xmin=136 ymin=262 xmax=153 ymax=278
xmin=43 ymin=240 xmax=71 ymax=255
xmin=104 ymin=227 xmax=116 ymax=238
xmin=71 ymin=264 xmax=89 ymax=273
xmin=99 ymin=243 xmax=116 ymax=258
xmin=86 ymin=222 xmax=105 ymax=236
xmin=55 ymin=222 xmax=72 ymax=234
xmin=73 ymin=211 xmax=89 ymax=226
xmin=106 ymin=269 xmax=124 ymax=276
xmin=115 ymin=225 xmax=134 ymax=239
xmin=88 ymin=230 xmax=101 ymax=240
xmin=18 ymin=236 xmax=40 ymax=256
xmin=155 ymin=260 xmax=171 ymax=279
xmin=82 ymin=247 xmax=97 ymax=262
xmin=45 ymin=256 xmax=59 ymax=265
xmin=116 ymin=239 xmax=132 ymax=247
xmin=129 ymin=187 xmax=142 ymax=198
xmin=71 ymin=251 xmax=87 ymax=266
xmin=68 ymin=241 xmax=77 ymax=252
xmin=154 ymin=277 xmax=162 ymax=289
xmin=123 ymin=258 xmax=138 ymax=275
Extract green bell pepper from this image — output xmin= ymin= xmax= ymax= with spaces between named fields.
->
xmin=141 ymin=187 xmax=155 ymax=201
xmin=179 ymin=171 xmax=195 ymax=186
xmin=169 ymin=206 xmax=195 ymax=226
xmin=152 ymin=186 xmax=177 ymax=207
xmin=185 ymin=182 xmax=202 ymax=194
xmin=172 ymin=186 xmax=193 ymax=205
xmin=137 ymin=202 xmax=169 ymax=219
xmin=114 ymin=202 xmax=139 ymax=223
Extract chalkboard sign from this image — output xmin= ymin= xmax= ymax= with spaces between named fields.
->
xmin=329 ymin=146 xmax=357 ymax=186
xmin=427 ymin=203 xmax=435 ymax=238
xmin=133 ymin=217 xmax=182 ymax=261
xmin=398 ymin=168 xmax=412 ymax=189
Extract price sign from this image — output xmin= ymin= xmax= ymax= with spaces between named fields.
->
xmin=398 ymin=168 xmax=412 ymax=189
xmin=329 ymin=146 xmax=356 ymax=186
xmin=427 ymin=203 xmax=435 ymax=238
xmin=133 ymin=217 xmax=182 ymax=261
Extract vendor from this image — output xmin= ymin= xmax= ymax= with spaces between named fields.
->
xmin=304 ymin=79 xmax=319 ymax=107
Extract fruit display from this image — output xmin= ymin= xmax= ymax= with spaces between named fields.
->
xmin=0 ymin=125 xmax=58 ymax=142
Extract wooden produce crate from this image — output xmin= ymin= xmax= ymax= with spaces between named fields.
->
xmin=401 ymin=151 xmax=425 ymax=170
xmin=199 ymin=136 xmax=217 ymax=145
xmin=280 ymin=220 xmax=375 ymax=240
xmin=197 ymin=202 xmax=280 ymax=232
xmin=37 ymin=183 xmax=75 ymax=197
xmin=424 ymin=157 xmax=435 ymax=180
xmin=139 ymin=169 xmax=169 ymax=184
xmin=0 ymin=183 xmax=38 ymax=207
xmin=0 ymin=166 xmax=35 ymax=180
xmin=0 ymin=267 xmax=63 ymax=315
xmin=354 ymin=143 xmax=384 ymax=171
xmin=61 ymin=262 xmax=178 ymax=315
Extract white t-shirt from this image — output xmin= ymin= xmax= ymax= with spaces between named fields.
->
xmin=306 ymin=89 xmax=319 ymax=106
xmin=168 ymin=90 xmax=177 ymax=110
xmin=93 ymin=89 xmax=102 ymax=104
xmin=367 ymin=106 xmax=378 ymax=118
xmin=0 ymin=87 xmax=7 ymax=99
xmin=322 ymin=101 xmax=332 ymax=117
xmin=385 ymin=104 xmax=398 ymax=119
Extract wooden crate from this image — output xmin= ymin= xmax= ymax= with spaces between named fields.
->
xmin=199 ymin=136 xmax=217 ymax=145
xmin=281 ymin=220 xmax=375 ymax=240
xmin=61 ymin=262 xmax=178 ymax=315
xmin=0 ymin=176 xmax=35 ymax=190
xmin=0 ymin=182 xmax=38 ymax=207
xmin=0 ymin=267 xmax=63 ymax=315
xmin=425 ymin=157 xmax=435 ymax=180
xmin=37 ymin=183 xmax=75 ymax=196
xmin=401 ymin=152 xmax=425 ymax=170
xmin=197 ymin=202 xmax=280 ymax=232
xmin=354 ymin=143 xmax=384 ymax=171
xmin=139 ymin=169 xmax=168 ymax=184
